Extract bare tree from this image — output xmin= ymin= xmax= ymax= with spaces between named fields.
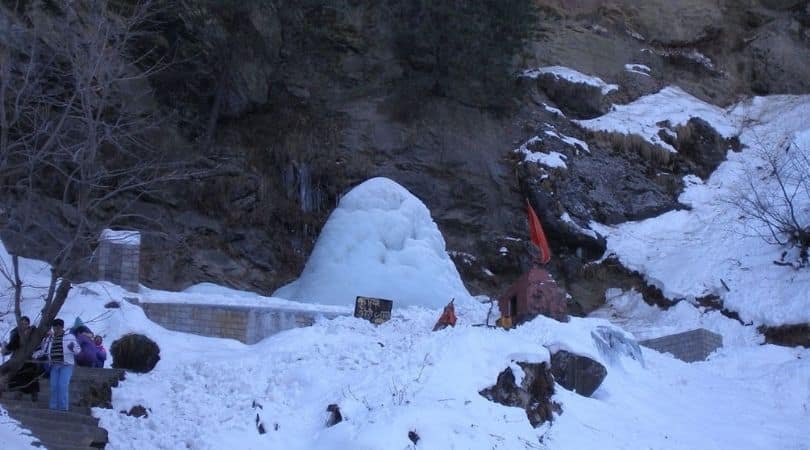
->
xmin=735 ymin=136 xmax=810 ymax=267
xmin=0 ymin=0 xmax=189 ymax=387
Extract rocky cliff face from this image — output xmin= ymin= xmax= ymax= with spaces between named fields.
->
xmin=3 ymin=0 xmax=809 ymax=313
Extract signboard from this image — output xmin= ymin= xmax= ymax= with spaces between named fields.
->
xmin=354 ymin=296 xmax=393 ymax=325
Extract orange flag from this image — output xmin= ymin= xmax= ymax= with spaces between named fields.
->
xmin=527 ymin=199 xmax=552 ymax=264
xmin=432 ymin=299 xmax=457 ymax=331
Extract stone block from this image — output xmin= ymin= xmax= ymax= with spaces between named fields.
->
xmin=97 ymin=230 xmax=140 ymax=292
xmin=640 ymin=328 xmax=723 ymax=363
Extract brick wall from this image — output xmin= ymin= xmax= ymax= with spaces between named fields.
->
xmin=140 ymin=302 xmax=347 ymax=344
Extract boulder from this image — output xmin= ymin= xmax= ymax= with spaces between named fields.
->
xmin=549 ymin=350 xmax=607 ymax=397
xmin=123 ymin=405 xmax=149 ymax=418
xmin=325 ymin=404 xmax=342 ymax=427
xmin=111 ymin=334 xmax=160 ymax=373
xmin=479 ymin=362 xmax=560 ymax=427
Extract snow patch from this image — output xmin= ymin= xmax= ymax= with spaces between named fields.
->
xmin=545 ymin=130 xmax=591 ymax=153
xmin=542 ymin=103 xmax=565 ymax=117
xmin=576 ymin=86 xmax=738 ymax=153
xmin=514 ymin=136 xmax=569 ymax=169
xmin=100 ymin=229 xmax=141 ymax=245
xmin=523 ymin=66 xmax=618 ymax=95
xmin=624 ymin=63 xmax=651 ymax=76
xmin=526 ymin=151 xmax=567 ymax=168
xmin=561 ymin=212 xmax=599 ymax=239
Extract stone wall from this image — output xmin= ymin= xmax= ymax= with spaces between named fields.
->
xmin=139 ymin=302 xmax=347 ymax=344
xmin=97 ymin=233 xmax=140 ymax=292
xmin=639 ymin=328 xmax=723 ymax=363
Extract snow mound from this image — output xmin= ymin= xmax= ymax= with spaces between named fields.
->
xmin=576 ymin=86 xmax=737 ymax=152
xmin=273 ymin=177 xmax=471 ymax=309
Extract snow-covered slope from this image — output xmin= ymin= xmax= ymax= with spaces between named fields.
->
xmin=576 ymin=86 xmax=737 ymax=153
xmin=274 ymin=177 xmax=471 ymax=309
xmin=3 ymin=219 xmax=809 ymax=449
xmin=590 ymin=91 xmax=810 ymax=326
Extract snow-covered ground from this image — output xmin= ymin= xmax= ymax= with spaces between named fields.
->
xmin=1 ymin=243 xmax=807 ymax=450
xmin=2 ymin=82 xmax=810 ymax=449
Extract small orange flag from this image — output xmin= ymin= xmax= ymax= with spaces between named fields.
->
xmin=527 ymin=199 xmax=552 ymax=264
xmin=432 ymin=299 xmax=457 ymax=331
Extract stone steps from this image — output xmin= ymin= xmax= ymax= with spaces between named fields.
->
xmin=70 ymin=367 xmax=126 ymax=383
xmin=6 ymin=390 xmax=105 ymax=410
xmin=1 ymin=366 xmax=125 ymax=449
xmin=32 ymin=444 xmax=98 ymax=450
xmin=1 ymin=397 xmax=93 ymax=415
xmin=1 ymin=402 xmax=99 ymax=426
xmin=17 ymin=414 xmax=101 ymax=432
xmin=20 ymin=417 xmax=108 ymax=441
xmin=4 ymin=382 xmax=112 ymax=410
xmin=22 ymin=421 xmax=108 ymax=447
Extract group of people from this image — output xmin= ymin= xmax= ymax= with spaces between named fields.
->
xmin=71 ymin=324 xmax=108 ymax=368
xmin=1 ymin=316 xmax=107 ymax=411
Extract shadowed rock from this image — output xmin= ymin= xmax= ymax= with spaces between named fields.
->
xmin=549 ymin=350 xmax=607 ymax=397
xmin=111 ymin=334 xmax=161 ymax=373
xmin=326 ymin=404 xmax=343 ymax=427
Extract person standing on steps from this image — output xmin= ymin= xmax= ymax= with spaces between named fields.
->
xmin=40 ymin=319 xmax=80 ymax=411
xmin=1 ymin=316 xmax=43 ymax=402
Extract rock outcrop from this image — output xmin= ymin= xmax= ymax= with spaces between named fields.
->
xmin=479 ymin=362 xmax=561 ymax=427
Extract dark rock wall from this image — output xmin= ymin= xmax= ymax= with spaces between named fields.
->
xmin=2 ymin=1 xmax=809 ymax=309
